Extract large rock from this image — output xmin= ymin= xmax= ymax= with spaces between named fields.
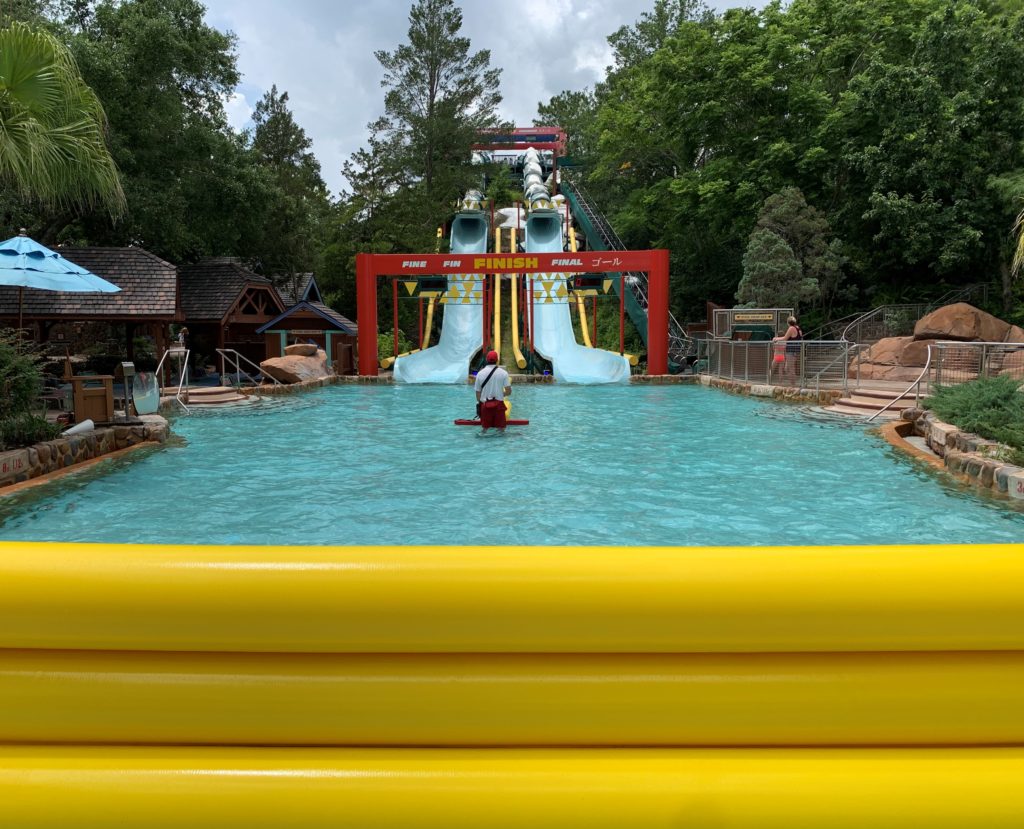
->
xmin=284 ymin=343 xmax=318 ymax=357
xmin=1006 ymin=325 xmax=1024 ymax=343
xmin=899 ymin=338 xmax=938 ymax=367
xmin=260 ymin=349 xmax=331 ymax=384
xmin=999 ymin=350 xmax=1024 ymax=379
xmin=850 ymin=362 xmax=925 ymax=382
xmin=913 ymin=303 xmax=1011 ymax=342
xmin=857 ymin=336 xmax=912 ymax=366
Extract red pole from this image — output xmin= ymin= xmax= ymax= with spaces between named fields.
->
xmin=392 ymin=278 xmax=399 ymax=357
xmin=619 ymin=274 xmax=625 ymax=355
xmin=592 ymin=295 xmax=597 ymax=347
xmin=356 ymin=254 xmax=378 ymax=376
xmin=647 ymin=249 xmax=670 ymax=375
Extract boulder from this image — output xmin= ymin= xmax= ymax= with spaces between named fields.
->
xmin=1005 ymin=325 xmax=1024 ymax=343
xmin=999 ymin=350 xmax=1024 ymax=380
xmin=284 ymin=343 xmax=318 ymax=357
xmin=860 ymin=336 xmax=912 ymax=366
xmin=849 ymin=362 xmax=924 ymax=383
xmin=913 ymin=303 xmax=1011 ymax=342
xmin=899 ymin=339 xmax=938 ymax=367
xmin=260 ymin=349 xmax=331 ymax=384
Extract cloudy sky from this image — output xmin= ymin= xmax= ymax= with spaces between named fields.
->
xmin=201 ymin=0 xmax=764 ymax=198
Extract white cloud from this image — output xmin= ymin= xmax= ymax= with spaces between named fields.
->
xmin=201 ymin=0 xmax=766 ymax=197
xmin=222 ymin=91 xmax=253 ymax=131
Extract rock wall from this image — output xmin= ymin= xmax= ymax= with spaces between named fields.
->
xmin=901 ymin=408 xmax=1024 ymax=501
xmin=0 ymin=416 xmax=169 ymax=489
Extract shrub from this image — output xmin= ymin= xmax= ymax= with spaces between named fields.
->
xmin=0 ymin=331 xmax=62 ymax=450
xmin=925 ymin=376 xmax=1024 ymax=462
xmin=378 ymin=330 xmax=414 ymax=365
xmin=0 ymin=412 xmax=60 ymax=451
xmin=0 ymin=331 xmax=45 ymax=421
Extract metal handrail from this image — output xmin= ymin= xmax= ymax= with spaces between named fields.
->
xmin=840 ymin=284 xmax=992 ymax=344
xmin=865 ymin=346 xmax=932 ymax=423
xmin=808 ymin=342 xmax=857 ymax=394
xmin=216 ymin=348 xmax=281 ymax=389
xmin=154 ymin=347 xmax=191 ymax=413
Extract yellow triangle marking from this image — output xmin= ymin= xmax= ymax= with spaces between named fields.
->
xmin=403 ymin=281 xmax=417 ymax=296
xmin=439 ymin=297 xmax=448 ymax=304
xmin=541 ymin=280 xmax=555 ymax=293
xmin=462 ymin=296 xmax=472 ymax=305
xmin=603 ymin=279 xmax=613 ymax=294
xmin=555 ymin=284 xmax=568 ymax=297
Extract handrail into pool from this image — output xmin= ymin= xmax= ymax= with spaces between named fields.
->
xmin=2 ymin=541 xmax=1024 ymax=827
xmin=154 ymin=347 xmax=191 ymax=413
xmin=217 ymin=347 xmax=281 ymax=390
xmin=865 ymin=344 xmax=932 ymax=423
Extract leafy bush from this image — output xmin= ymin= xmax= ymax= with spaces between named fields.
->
xmin=0 ymin=331 xmax=44 ymax=421
xmin=378 ymin=330 xmax=414 ymax=366
xmin=0 ymin=412 xmax=60 ymax=451
xmin=925 ymin=376 xmax=1024 ymax=463
xmin=0 ymin=331 xmax=61 ymax=450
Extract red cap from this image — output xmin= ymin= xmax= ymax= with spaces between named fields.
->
xmin=486 ymin=350 xmax=498 ymax=363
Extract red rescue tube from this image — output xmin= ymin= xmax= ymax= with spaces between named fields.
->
xmin=455 ymin=419 xmax=529 ymax=426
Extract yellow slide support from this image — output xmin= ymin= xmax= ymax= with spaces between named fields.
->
xmin=420 ymin=297 xmax=436 ymax=350
xmin=4 ymin=541 xmax=1024 ymax=826
xmin=509 ymin=227 xmax=527 ymax=368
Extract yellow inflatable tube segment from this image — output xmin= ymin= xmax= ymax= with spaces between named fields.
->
xmin=3 ymin=746 xmax=1024 ymax=829
xmin=3 ymin=649 xmax=1024 ymax=747
xmin=3 ymin=542 xmax=1024 ymax=653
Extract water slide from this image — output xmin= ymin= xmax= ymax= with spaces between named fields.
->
xmin=523 ymin=149 xmax=630 ymax=384
xmin=393 ymin=206 xmax=487 ymax=384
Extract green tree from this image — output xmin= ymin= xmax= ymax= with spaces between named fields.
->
xmin=0 ymin=21 xmax=123 ymax=214
xmin=737 ymin=228 xmax=819 ymax=311
xmin=248 ymin=84 xmax=330 ymax=278
xmin=370 ymin=0 xmax=502 ymax=245
xmin=534 ymin=89 xmax=597 ymax=161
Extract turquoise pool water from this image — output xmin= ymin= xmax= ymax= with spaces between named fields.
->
xmin=0 ymin=385 xmax=1021 ymax=546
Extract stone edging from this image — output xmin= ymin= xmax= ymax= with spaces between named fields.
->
xmin=699 ymin=374 xmax=845 ymax=405
xmin=243 ymin=373 xmax=697 ymax=390
xmin=899 ymin=408 xmax=1024 ymax=501
xmin=0 ymin=416 xmax=170 ymax=491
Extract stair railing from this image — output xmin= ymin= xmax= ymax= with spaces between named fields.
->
xmin=561 ymin=177 xmax=694 ymax=365
xmin=154 ymin=347 xmax=191 ymax=414
xmin=865 ymin=346 xmax=932 ymax=423
xmin=217 ymin=348 xmax=281 ymax=390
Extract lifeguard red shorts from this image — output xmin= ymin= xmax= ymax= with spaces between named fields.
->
xmin=480 ymin=399 xmax=507 ymax=429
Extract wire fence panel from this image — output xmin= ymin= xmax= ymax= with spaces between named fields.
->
xmin=932 ymin=343 xmax=1024 ymax=387
xmin=702 ymin=340 xmax=852 ymax=390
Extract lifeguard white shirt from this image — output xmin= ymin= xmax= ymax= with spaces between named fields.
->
xmin=474 ymin=366 xmax=510 ymax=401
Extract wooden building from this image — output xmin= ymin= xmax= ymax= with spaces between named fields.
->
xmin=177 ymin=258 xmax=285 ymax=368
xmin=0 ymin=246 xmax=180 ymax=359
xmin=257 ymin=274 xmax=358 ymax=374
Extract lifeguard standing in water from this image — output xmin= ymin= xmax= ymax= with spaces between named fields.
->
xmin=474 ymin=350 xmax=511 ymax=432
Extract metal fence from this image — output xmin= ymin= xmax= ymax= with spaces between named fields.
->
xmin=932 ymin=342 xmax=1024 ymax=387
xmin=701 ymin=339 xmax=855 ymax=391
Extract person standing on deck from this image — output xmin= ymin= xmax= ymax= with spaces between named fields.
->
xmin=474 ymin=350 xmax=511 ymax=432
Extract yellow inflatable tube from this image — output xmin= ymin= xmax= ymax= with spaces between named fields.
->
xmin=2 ymin=542 xmax=1024 ymax=653
xmin=3 ymin=650 xmax=1024 ymax=747
xmin=3 ymin=746 xmax=1024 ymax=828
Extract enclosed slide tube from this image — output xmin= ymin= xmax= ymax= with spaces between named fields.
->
xmin=393 ymin=192 xmax=487 ymax=383
xmin=522 ymin=148 xmax=629 ymax=383
xmin=5 ymin=541 xmax=1024 ymax=828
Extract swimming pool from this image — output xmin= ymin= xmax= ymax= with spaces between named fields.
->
xmin=0 ymin=385 xmax=1021 ymax=546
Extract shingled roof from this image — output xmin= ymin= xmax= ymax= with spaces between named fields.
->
xmin=0 ymin=246 xmax=178 ymax=320
xmin=278 ymin=273 xmax=321 ymax=306
xmin=256 ymin=300 xmax=358 ymax=335
xmin=178 ymin=258 xmax=281 ymax=321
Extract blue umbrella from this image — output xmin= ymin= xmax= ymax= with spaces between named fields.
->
xmin=0 ymin=229 xmax=120 ymax=336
